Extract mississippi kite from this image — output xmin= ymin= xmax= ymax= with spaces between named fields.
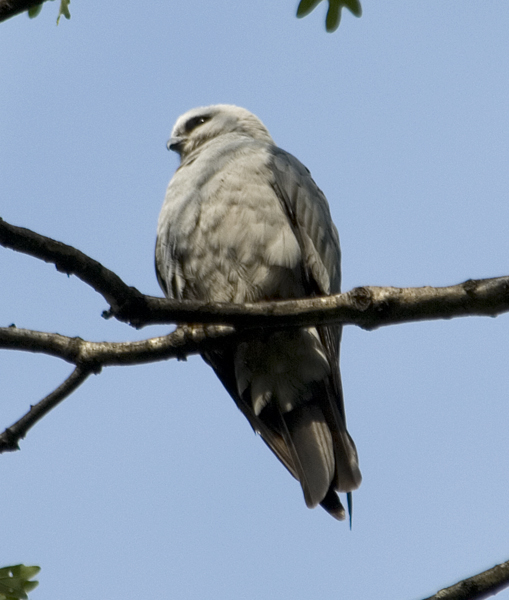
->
xmin=155 ymin=105 xmax=361 ymax=520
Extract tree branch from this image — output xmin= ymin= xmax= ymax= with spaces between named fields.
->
xmin=422 ymin=558 xmax=509 ymax=600
xmin=2 ymin=217 xmax=509 ymax=331
xmin=0 ymin=365 xmax=91 ymax=452
xmin=2 ymin=223 xmax=509 ymax=597
xmin=0 ymin=324 xmax=235 ymax=453
xmin=137 ymin=276 xmax=509 ymax=330
xmin=0 ymin=324 xmax=235 ymax=367
xmin=0 ymin=0 xmax=46 ymax=22
xmin=3 ymin=216 xmax=509 ymax=457
xmin=0 ymin=217 xmax=150 ymax=322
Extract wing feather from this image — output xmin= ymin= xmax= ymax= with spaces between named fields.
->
xmin=268 ymin=147 xmax=362 ymax=497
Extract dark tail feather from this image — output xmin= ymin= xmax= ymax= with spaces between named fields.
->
xmin=319 ymin=380 xmax=362 ymax=493
xmin=320 ymin=488 xmax=346 ymax=521
xmin=280 ymin=404 xmax=335 ymax=509
xmin=333 ymin=429 xmax=362 ymax=492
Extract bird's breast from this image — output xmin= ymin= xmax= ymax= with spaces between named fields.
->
xmin=159 ymin=142 xmax=304 ymax=303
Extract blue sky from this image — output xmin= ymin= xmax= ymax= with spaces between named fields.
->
xmin=1 ymin=1 xmax=509 ymax=599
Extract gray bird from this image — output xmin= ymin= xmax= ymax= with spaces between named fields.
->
xmin=155 ymin=105 xmax=361 ymax=520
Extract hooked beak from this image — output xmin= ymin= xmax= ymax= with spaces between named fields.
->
xmin=167 ymin=136 xmax=184 ymax=153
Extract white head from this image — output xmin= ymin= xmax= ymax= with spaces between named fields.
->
xmin=167 ymin=104 xmax=274 ymax=159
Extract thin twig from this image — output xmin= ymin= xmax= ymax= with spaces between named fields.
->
xmin=0 ymin=324 xmax=235 ymax=453
xmin=422 ymin=558 xmax=509 ymax=600
xmin=0 ymin=366 xmax=92 ymax=452
xmin=0 ymin=324 xmax=235 ymax=366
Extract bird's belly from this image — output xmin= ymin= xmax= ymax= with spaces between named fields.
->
xmin=180 ymin=188 xmax=304 ymax=303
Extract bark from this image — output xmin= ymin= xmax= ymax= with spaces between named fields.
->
xmin=422 ymin=558 xmax=509 ymax=600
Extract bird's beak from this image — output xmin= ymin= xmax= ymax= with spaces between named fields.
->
xmin=167 ymin=136 xmax=184 ymax=153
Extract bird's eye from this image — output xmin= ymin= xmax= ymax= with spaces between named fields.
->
xmin=185 ymin=115 xmax=210 ymax=133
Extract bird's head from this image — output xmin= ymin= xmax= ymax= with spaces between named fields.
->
xmin=167 ymin=104 xmax=274 ymax=159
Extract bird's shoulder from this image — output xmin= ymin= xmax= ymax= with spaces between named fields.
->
xmin=266 ymin=146 xmax=342 ymax=295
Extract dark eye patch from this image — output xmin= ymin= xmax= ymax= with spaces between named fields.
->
xmin=184 ymin=115 xmax=210 ymax=133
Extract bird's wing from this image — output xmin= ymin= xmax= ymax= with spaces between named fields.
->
xmin=268 ymin=146 xmax=342 ymax=297
xmin=267 ymin=146 xmax=361 ymax=497
xmin=267 ymin=146 xmax=344 ymax=412
xmin=204 ymin=145 xmax=360 ymax=519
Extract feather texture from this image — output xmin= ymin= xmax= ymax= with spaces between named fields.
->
xmin=156 ymin=104 xmax=361 ymax=520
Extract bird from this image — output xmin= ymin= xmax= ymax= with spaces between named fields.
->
xmin=155 ymin=104 xmax=361 ymax=520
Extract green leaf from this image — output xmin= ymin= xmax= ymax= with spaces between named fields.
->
xmin=296 ymin=0 xmax=362 ymax=32
xmin=325 ymin=0 xmax=341 ymax=32
xmin=0 ymin=565 xmax=40 ymax=600
xmin=343 ymin=0 xmax=362 ymax=18
xmin=56 ymin=0 xmax=71 ymax=24
xmin=27 ymin=3 xmax=43 ymax=18
xmin=296 ymin=0 xmax=323 ymax=18
xmin=0 ymin=580 xmax=29 ymax=599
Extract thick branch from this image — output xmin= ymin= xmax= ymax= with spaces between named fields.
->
xmin=0 ymin=0 xmax=46 ymax=22
xmin=2 ymin=218 xmax=509 ymax=331
xmin=422 ymin=558 xmax=509 ymax=600
xmin=0 ymin=217 xmax=150 ymax=322
xmin=0 ymin=365 xmax=91 ymax=452
xmin=139 ymin=277 xmax=509 ymax=330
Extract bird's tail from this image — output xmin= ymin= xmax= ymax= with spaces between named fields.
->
xmin=280 ymin=403 xmax=335 ymax=509
xmin=280 ymin=400 xmax=361 ymax=520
